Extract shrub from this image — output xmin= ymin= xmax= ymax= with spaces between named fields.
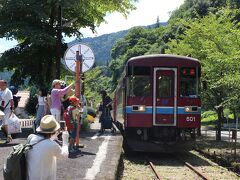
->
xmin=201 ymin=111 xmax=218 ymax=125
xmin=81 ymin=118 xmax=90 ymax=131
xmin=201 ymin=110 xmax=216 ymax=118
xmin=87 ymin=106 xmax=96 ymax=117
xmin=25 ymin=86 xmax=38 ymax=116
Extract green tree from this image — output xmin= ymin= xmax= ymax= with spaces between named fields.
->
xmin=0 ymin=0 xmax=137 ymax=86
xmin=167 ymin=9 xmax=240 ymax=140
xmin=110 ymin=26 xmax=159 ymax=87
xmin=84 ymin=66 xmax=112 ymax=107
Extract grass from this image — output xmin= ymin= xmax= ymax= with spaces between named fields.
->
xmin=201 ymin=111 xmax=218 ymax=125
xmin=201 ymin=110 xmax=238 ymax=126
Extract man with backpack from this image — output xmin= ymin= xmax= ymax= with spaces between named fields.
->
xmin=26 ymin=115 xmax=69 ymax=180
xmin=3 ymin=115 xmax=69 ymax=180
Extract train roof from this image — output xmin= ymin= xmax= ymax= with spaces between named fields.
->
xmin=128 ymin=54 xmax=200 ymax=64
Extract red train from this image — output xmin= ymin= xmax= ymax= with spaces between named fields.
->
xmin=113 ymin=54 xmax=201 ymax=152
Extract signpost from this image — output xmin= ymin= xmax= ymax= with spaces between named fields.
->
xmin=75 ymin=51 xmax=81 ymax=146
xmin=63 ymin=43 xmax=95 ymax=147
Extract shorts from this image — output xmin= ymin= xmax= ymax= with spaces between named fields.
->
xmin=50 ymin=108 xmax=61 ymax=122
xmin=2 ymin=108 xmax=12 ymax=125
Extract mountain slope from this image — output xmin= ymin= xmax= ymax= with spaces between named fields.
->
xmin=68 ymin=22 xmax=167 ymax=65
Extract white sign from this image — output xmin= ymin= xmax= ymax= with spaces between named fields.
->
xmin=63 ymin=43 xmax=95 ymax=73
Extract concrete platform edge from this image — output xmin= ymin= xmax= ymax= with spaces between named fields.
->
xmin=96 ymin=133 xmax=123 ymax=180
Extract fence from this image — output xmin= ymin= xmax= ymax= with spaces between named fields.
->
xmin=19 ymin=119 xmax=34 ymax=128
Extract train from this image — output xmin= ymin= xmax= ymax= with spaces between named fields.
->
xmin=113 ymin=54 xmax=201 ymax=152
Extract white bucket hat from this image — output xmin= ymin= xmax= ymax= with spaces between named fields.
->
xmin=52 ymin=79 xmax=62 ymax=88
xmin=36 ymin=115 xmax=60 ymax=133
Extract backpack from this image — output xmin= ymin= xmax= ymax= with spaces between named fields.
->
xmin=63 ymin=106 xmax=75 ymax=131
xmin=3 ymin=139 xmax=45 ymax=180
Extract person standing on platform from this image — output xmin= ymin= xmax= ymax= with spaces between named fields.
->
xmin=50 ymin=80 xmax=74 ymax=123
xmin=99 ymin=90 xmax=116 ymax=133
xmin=64 ymin=96 xmax=83 ymax=153
xmin=34 ymin=87 xmax=48 ymax=129
xmin=26 ymin=115 xmax=69 ymax=180
xmin=0 ymin=80 xmax=14 ymax=143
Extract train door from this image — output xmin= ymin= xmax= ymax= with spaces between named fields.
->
xmin=153 ymin=68 xmax=177 ymax=126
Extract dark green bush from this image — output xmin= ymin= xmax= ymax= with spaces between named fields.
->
xmin=25 ymin=86 xmax=38 ymax=116
xmin=87 ymin=106 xmax=96 ymax=117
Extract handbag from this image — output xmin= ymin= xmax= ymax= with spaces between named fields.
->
xmin=7 ymin=113 xmax=22 ymax=134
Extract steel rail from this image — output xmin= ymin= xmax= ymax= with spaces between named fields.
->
xmin=184 ymin=161 xmax=210 ymax=180
xmin=175 ymin=154 xmax=210 ymax=180
xmin=148 ymin=160 xmax=163 ymax=180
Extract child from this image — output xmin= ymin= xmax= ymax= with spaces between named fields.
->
xmin=64 ymin=96 xmax=82 ymax=153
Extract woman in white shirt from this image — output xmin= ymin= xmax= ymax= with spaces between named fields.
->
xmin=35 ymin=88 xmax=47 ymax=128
xmin=26 ymin=115 xmax=69 ymax=180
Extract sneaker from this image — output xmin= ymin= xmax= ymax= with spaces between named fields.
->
xmin=69 ymin=147 xmax=77 ymax=153
xmin=69 ymin=149 xmax=76 ymax=153
xmin=0 ymin=139 xmax=6 ymax=144
xmin=76 ymin=144 xmax=85 ymax=148
xmin=5 ymin=135 xmax=12 ymax=143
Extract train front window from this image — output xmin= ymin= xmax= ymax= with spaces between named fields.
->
xmin=180 ymin=67 xmax=199 ymax=97
xmin=127 ymin=66 xmax=151 ymax=97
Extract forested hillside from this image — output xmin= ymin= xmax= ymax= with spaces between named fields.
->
xmin=69 ymin=30 xmax=128 ymax=66
xmin=68 ymin=22 xmax=167 ymax=66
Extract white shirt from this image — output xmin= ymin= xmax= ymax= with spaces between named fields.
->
xmin=38 ymin=96 xmax=46 ymax=106
xmin=0 ymin=88 xmax=13 ymax=109
xmin=26 ymin=134 xmax=68 ymax=180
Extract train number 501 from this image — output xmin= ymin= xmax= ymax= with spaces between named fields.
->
xmin=186 ymin=116 xmax=196 ymax=122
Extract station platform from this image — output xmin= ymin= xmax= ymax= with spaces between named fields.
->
xmin=0 ymin=120 xmax=123 ymax=180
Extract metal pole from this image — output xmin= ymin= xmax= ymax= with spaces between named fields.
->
xmin=227 ymin=114 xmax=230 ymax=142
xmin=75 ymin=51 xmax=82 ymax=146
xmin=234 ymin=113 xmax=238 ymax=160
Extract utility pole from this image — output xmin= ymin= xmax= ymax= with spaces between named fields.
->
xmin=75 ymin=51 xmax=82 ymax=146
xmin=56 ymin=1 xmax=62 ymax=79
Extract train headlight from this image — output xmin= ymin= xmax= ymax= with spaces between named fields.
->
xmin=185 ymin=106 xmax=191 ymax=112
xmin=132 ymin=105 xmax=146 ymax=112
xmin=184 ymin=106 xmax=198 ymax=112
xmin=139 ymin=105 xmax=146 ymax=111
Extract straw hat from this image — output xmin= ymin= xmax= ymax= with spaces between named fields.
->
xmin=36 ymin=115 xmax=60 ymax=133
xmin=52 ymin=79 xmax=62 ymax=87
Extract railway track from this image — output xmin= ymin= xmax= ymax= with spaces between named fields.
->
xmin=148 ymin=157 xmax=210 ymax=180
xmin=120 ymin=150 xmax=239 ymax=180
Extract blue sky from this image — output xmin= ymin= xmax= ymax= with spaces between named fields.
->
xmin=0 ymin=0 xmax=184 ymax=53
